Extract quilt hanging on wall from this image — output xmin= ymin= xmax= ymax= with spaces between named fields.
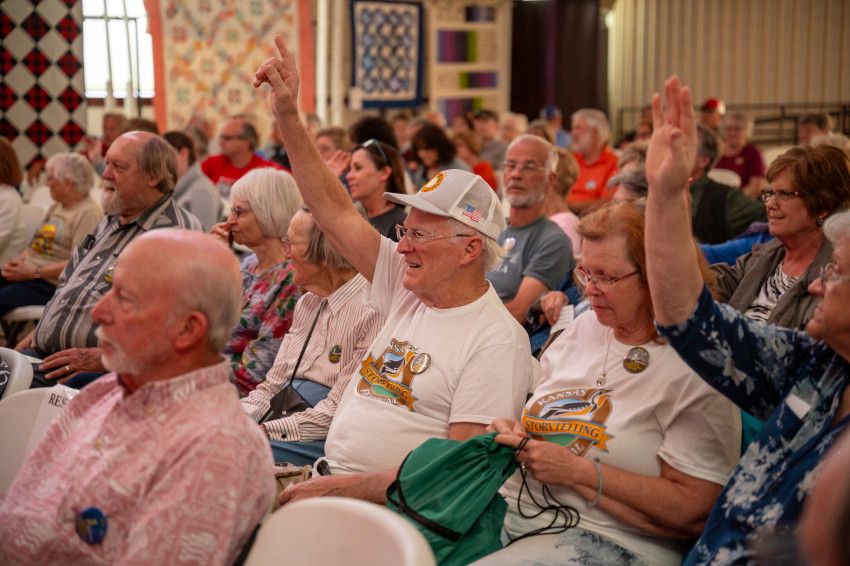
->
xmin=0 ymin=0 xmax=86 ymax=168
xmin=350 ymin=0 xmax=423 ymax=108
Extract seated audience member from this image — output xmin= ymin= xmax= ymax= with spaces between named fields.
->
xmin=542 ymin=148 xmax=581 ymax=253
xmin=450 ymin=113 xmax=474 ymax=136
xmin=210 ymin=168 xmax=302 ymax=396
xmin=409 ymin=123 xmax=472 ymax=188
xmin=487 ymin=134 xmax=573 ymax=325
xmin=185 ymin=123 xmax=212 ymax=160
xmin=201 ymin=117 xmax=281 ymax=200
xmin=699 ymin=97 xmax=725 ymax=133
xmin=453 ymin=130 xmax=497 ymax=190
xmin=163 ymin=130 xmax=221 ymax=231
xmin=15 ymin=131 xmax=203 ymax=386
xmin=475 ymin=109 xmax=509 ymax=168
xmin=500 ymin=112 xmax=528 ymax=145
xmin=616 ymin=105 xmax=653 ymax=148
xmin=20 ymin=157 xmax=47 ymax=203
xmin=0 ymin=230 xmax=274 ymax=564
xmin=568 ymin=109 xmax=619 ymax=214
xmin=539 ymin=105 xmax=572 ymax=148
xmin=82 ymin=112 xmax=127 ymax=176
xmin=476 ymin=200 xmax=741 ymax=566
xmin=608 ymin=165 xmax=649 ymax=201
xmin=263 ymin=123 xmax=291 ymax=168
xmin=712 ymin=144 xmax=850 ymax=329
xmin=390 ymin=110 xmax=413 ymax=151
xmin=617 ymin=140 xmax=648 ymax=171
xmin=242 ymin=206 xmax=384 ymax=465
xmin=346 ymin=139 xmax=409 ymax=240
xmin=0 ymin=136 xmax=25 ymax=265
xmin=645 ymin=76 xmax=850 ymax=565
xmin=526 ymin=119 xmax=556 ymax=145
xmin=690 ymin=125 xmax=766 ymax=244
xmin=316 ymin=126 xmax=349 ymax=162
xmin=1 ymin=153 xmax=102 ymax=316
xmin=254 ymin=38 xmax=534 ymax=505
xmin=797 ymin=111 xmax=831 ymax=146
xmin=715 ymin=111 xmax=766 ymax=199
xmin=348 ymin=115 xmax=398 ymax=148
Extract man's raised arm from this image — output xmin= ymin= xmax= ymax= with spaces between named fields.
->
xmin=254 ymin=35 xmax=381 ymax=282
xmin=644 ymin=77 xmax=705 ymax=326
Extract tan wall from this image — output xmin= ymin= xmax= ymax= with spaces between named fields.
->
xmin=608 ymin=0 xmax=850 ymax=134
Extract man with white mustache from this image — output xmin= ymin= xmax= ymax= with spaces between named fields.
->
xmin=15 ymin=131 xmax=202 ymax=386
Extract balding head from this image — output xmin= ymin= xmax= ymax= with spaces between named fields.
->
xmin=91 ymin=230 xmax=242 ymax=384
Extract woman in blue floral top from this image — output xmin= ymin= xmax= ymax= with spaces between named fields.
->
xmin=644 ymin=77 xmax=850 ymax=565
xmin=212 ymin=168 xmax=302 ymax=396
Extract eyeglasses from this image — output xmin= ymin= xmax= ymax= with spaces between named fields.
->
xmin=760 ymin=189 xmax=802 ymax=204
xmin=219 ymin=134 xmax=245 ymax=142
xmin=503 ymin=161 xmax=547 ymax=175
xmin=575 ymin=265 xmax=639 ymax=290
xmin=395 ymin=225 xmax=475 ymax=245
xmin=230 ymin=206 xmax=251 ymax=218
xmin=819 ymin=263 xmax=850 ymax=285
xmin=282 ymin=238 xmax=308 ymax=254
xmin=361 ymin=139 xmax=390 ymax=165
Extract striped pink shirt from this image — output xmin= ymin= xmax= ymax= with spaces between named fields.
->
xmin=242 ymin=274 xmax=384 ymax=441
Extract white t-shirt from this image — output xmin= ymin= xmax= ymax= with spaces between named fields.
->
xmin=324 ymin=237 xmax=535 ymax=474
xmin=501 ymin=311 xmax=741 ymax=566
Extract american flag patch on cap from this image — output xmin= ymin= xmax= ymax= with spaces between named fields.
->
xmin=463 ymin=204 xmax=481 ymax=222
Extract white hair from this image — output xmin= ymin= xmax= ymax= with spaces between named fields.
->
xmin=46 ymin=153 xmax=95 ymax=195
xmin=508 ymin=134 xmax=559 ymax=173
xmin=824 ymin=209 xmax=850 ymax=247
xmin=572 ymin=109 xmax=611 ymax=146
xmin=446 ymin=217 xmax=506 ymax=271
xmin=230 ymin=168 xmax=303 ymax=238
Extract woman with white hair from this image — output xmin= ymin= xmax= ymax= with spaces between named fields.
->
xmin=211 ymin=167 xmax=303 ymax=396
xmin=0 ymin=152 xmax=102 ymax=316
xmin=716 ymin=111 xmax=766 ymax=199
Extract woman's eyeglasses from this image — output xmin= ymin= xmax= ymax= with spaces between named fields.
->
xmin=574 ymin=265 xmax=639 ymax=290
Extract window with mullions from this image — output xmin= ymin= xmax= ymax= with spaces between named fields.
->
xmin=82 ymin=0 xmax=154 ymax=100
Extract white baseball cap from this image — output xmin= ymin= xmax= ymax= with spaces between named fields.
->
xmin=384 ymin=169 xmax=506 ymax=240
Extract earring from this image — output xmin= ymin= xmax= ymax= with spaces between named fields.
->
xmin=816 ymin=217 xmax=825 ymax=227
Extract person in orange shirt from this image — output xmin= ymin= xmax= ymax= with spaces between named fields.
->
xmin=567 ymin=109 xmax=618 ymax=214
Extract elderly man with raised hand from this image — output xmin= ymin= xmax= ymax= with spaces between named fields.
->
xmin=0 ymin=153 xmax=102 ymax=316
xmin=0 ymin=230 xmax=274 ymax=565
xmin=567 ymin=108 xmax=619 ymax=214
xmin=486 ymin=134 xmax=572 ymax=325
xmin=254 ymin=35 xmax=535 ymax=506
xmin=15 ymin=131 xmax=203 ymax=386
xmin=645 ymin=76 xmax=850 ymax=566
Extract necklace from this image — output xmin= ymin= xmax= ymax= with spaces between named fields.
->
xmin=597 ymin=330 xmax=615 ymax=387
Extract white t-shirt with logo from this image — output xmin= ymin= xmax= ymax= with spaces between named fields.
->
xmin=500 ymin=311 xmax=741 ymax=566
xmin=324 ymin=237 xmax=535 ymax=474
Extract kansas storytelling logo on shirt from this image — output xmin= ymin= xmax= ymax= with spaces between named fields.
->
xmin=463 ymin=204 xmax=481 ymax=222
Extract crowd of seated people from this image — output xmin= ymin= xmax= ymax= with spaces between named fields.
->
xmin=4 ymin=33 xmax=850 ymax=566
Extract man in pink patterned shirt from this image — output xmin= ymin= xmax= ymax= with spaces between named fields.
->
xmin=0 ymin=230 xmax=275 ymax=565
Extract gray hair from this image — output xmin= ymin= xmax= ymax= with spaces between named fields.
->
xmin=618 ymin=141 xmax=648 ymax=170
xmin=571 ymin=109 xmax=611 ymax=146
xmin=46 ymin=153 xmax=94 ymax=195
xmin=135 ymin=133 xmax=178 ymax=194
xmin=824 ymin=209 xmax=850 ymax=246
xmin=606 ymin=165 xmax=649 ymax=198
xmin=696 ymin=125 xmax=720 ymax=171
xmin=446 ymin=218 xmax=505 ymax=271
xmin=231 ymin=168 xmax=303 ymax=239
xmin=723 ymin=112 xmax=754 ymax=139
xmin=301 ymin=205 xmax=362 ymax=271
xmin=508 ymin=134 xmax=559 ymax=173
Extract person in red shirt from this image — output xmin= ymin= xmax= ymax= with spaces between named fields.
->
xmin=567 ymin=109 xmax=618 ymax=214
xmin=201 ymin=117 xmax=282 ymax=200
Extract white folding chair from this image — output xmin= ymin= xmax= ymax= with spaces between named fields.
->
xmin=243 ymin=496 xmax=435 ymax=566
xmin=0 ymin=385 xmax=77 ymax=495
xmin=707 ymin=168 xmax=743 ymax=188
xmin=0 ymin=347 xmax=33 ymax=399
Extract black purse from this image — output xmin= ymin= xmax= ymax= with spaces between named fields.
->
xmin=259 ymin=302 xmax=325 ymax=424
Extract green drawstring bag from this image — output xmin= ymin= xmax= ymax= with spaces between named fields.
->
xmin=385 ymin=433 xmax=519 ymax=566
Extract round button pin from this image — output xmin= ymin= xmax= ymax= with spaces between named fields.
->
xmin=75 ymin=507 xmax=108 ymax=544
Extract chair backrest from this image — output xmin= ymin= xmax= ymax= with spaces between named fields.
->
xmin=243 ymin=496 xmax=436 ymax=566
xmin=0 ymin=385 xmax=77 ymax=495
xmin=707 ymin=168 xmax=743 ymax=188
xmin=0 ymin=347 xmax=34 ymax=399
